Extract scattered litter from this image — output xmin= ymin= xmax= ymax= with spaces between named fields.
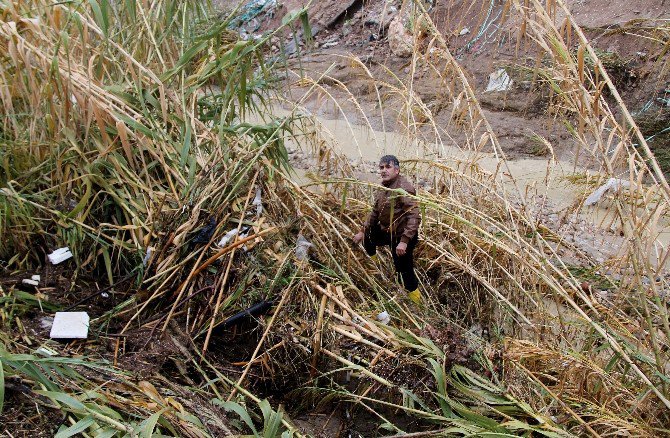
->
xmin=193 ymin=217 xmax=218 ymax=245
xmin=376 ymin=311 xmax=391 ymax=325
xmin=40 ymin=316 xmax=54 ymax=330
xmin=253 ymin=187 xmax=263 ymax=216
xmin=239 ymin=227 xmax=251 ymax=252
xmin=295 ymin=234 xmax=313 ymax=261
xmin=31 ymin=274 xmax=41 ymax=281
xmin=142 ymin=246 xmax=154 ymax=267
xmin=459 ymin=27 xmax=470 ymax=36
xmin=229 ymin=0 xmax=277 ymax=31
xmin=49 ymin=312 xmax=90 ymax=339
xmin=321 ymin=41 xmax=339 ymax=49
xmin=485 ymin=69 xmax=513 ymax=92
xmin=22 ymin=279 xmax=39 ymax=286
xmin=35 ymin=346 xmax=57 ymax=357
xmin=218 ymin=300 xmax=274 ymax=330
xmin=218 ymin=225 xmax=252 ymax=249
xmin=48 ymin=247 xmax=73 ymax=264
xmin=584 ymin=177 xmax=630 ymax=206
xmin=218 ymin=229 xmax=239 ymax=247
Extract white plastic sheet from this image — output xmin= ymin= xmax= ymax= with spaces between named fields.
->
xmin=584 ymin=177 xmax=630 ymax=206
xmin=218 ymin=229 xmax=239 ymax=247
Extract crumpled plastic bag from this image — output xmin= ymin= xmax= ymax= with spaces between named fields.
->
xmin=295 ymin=234 xmax=313 ymax=261
xmin=218 ymin=229 xmax=239 ymax=247
xmin=486 ymin=69 xmax=513 ymax=92
xmin=584 ymin=177 xmax=630 ymax=206
xmin=252 ymin=187 xmax=263 ymax=216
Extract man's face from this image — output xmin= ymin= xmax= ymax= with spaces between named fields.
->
xmin=379 ymin=161 xmax=399 ymax=183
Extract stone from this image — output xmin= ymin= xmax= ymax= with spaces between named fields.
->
xmin=388 ymin=16 xmax=413 ymax=57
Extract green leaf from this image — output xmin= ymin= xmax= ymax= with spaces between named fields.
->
xmin=124 ymin=0 xmax=136 ymax=21
xmin=180 ymin=122 xmax=192 ymax=166
xmin=36 ymin=390 xmax=87 ymax=411
xmin=299 ymin=11 xmax=312 ymax=45
xmin=259 ymin=399 xmax=282 ymax=438
xmin=102 ymin=247 xmax=114 ymax=287
xmin=88 ymin=0 xmax=107 ymax=36
xmin=66 ymin=177 xmax=91 ymax=218
xmin=55 ymin=415 xmax=95 ymax=438
xmin=95 ymin=428 xmax=119 ymax=438
xmin=140 ymin=409 xmax=167 ymax=438
xmin=0 ymin=358 xmax=5 ymax=414
xmin=220 ymin=401 xmax=258 ymax=436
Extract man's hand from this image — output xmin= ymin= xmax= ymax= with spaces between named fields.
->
xmin=353 ymin=231 xmax=365 ymax=244
xmin=396 ymin=241 xmax=407 ymax=256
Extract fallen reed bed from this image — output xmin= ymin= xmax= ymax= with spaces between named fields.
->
xmin=1 ymin=0 xmax=669 ymax=436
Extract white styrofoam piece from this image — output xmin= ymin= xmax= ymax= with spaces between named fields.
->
xmin=22 ymin=279 xmax=39 ymax=286
xmin=48 ymin=247 xmax=73 ymax=264
xmin=50 ymin=312 xmax=90 ymax=339
xmin=31 ymin=274 xmax=41 ymax=281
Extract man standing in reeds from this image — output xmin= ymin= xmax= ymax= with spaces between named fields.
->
xmin=353 ymin=155 xmax=422 ymax=304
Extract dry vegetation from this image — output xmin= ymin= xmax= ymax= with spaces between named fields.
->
xmin=1 ymin=0 xmax=669 ymax=436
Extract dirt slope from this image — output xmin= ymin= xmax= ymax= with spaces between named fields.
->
xmin=228 ymin=0 xmax=669 ymax=165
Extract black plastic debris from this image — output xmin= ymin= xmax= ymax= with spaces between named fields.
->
xmin=192 ymin=216 xmax=218 ymax=245
xmin=216 ymin=300 xmax=275 ymax=331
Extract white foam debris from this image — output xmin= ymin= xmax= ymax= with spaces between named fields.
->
xmin=48 ymin=247 xmax=73 ymax=264
xmin=31 ymin=274 xmax=41 ymax=281
xmin=22 ymin=279 xmax=39 ymax=286
xmin=35 ymin=346 xmax=57 ymax=357
xmin=459 ymin=27 xmax=470 ymax=36
xmin=50 ymin=312 xmax=90 ymax=339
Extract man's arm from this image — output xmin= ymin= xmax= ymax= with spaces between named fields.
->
xmin=354 ymin=195 xmax=380 ymax=243
xmin=399 ymin=186 xmax=420 ymax=244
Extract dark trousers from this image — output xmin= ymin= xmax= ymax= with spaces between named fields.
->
xmin=364 ymin=223 xmax=419 ymax=292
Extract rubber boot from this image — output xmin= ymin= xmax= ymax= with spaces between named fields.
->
xmin=407 ymin=288 xmax=421 ymax=304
